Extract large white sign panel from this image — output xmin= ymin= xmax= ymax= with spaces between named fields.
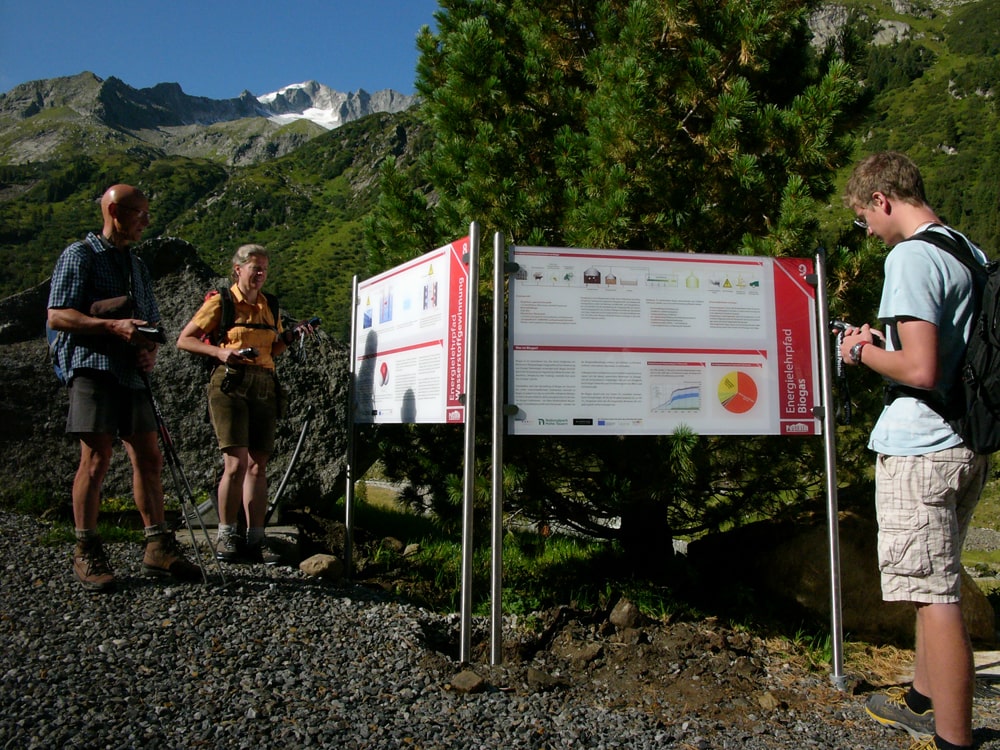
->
xmin=508 ymin=246 xmax=819 ymax=436
xmin=353 ymin=237 xmax=470 ymax=424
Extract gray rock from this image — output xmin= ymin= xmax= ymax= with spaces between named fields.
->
xmin=0 ymin=236 xmax=353 ymax=517
xmin=299 ymin=553 xmax=344 ymax=579
xmin=449 ymin=669 xmax=486 ymax=694
xmin=874 ymin=19 xmax=912 ymax=45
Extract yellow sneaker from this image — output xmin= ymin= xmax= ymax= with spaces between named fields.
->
xmin=865 ymin=687 xmax=934 ymax=739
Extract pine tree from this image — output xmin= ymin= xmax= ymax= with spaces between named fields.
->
xmin=363 ymin=0 xmax=866 ymax=569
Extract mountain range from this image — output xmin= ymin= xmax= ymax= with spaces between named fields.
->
xmin=1 ymin=0 xmax=998 ymax=340
xmin=0 ymin=72 xmax=416 ymax=166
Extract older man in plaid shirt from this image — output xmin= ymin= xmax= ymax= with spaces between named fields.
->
xmin=47 ymin=184 xmax=199 ymax=591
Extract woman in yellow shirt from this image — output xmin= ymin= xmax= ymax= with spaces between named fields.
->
xmin=177 ymin=244 xmax=300 ymax=564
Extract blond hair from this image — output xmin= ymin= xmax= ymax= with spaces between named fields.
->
xmin=230 ymin=244 xmax=269 ymax=282
xmin=843 ymin=151 xmax=927 ymax=209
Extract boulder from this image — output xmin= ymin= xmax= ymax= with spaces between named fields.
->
xmin=0 ymin=237 xmax=353 ymax=518
xmin=688 ymin=510 xmax=995 ymax=646
xmin=299 ymin=554 xmax=344 ymax=580
xmin=610 ymin=597 xmax=641 ymax=630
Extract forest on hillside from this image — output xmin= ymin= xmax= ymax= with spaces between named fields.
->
xmin=834 ymin=0 xmax=1000 ymax=247
xmin=1 ymin=1 xmax=998 ymax=340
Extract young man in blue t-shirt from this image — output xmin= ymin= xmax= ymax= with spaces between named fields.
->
xmin=839 ymin=151 xmax=990 ymax=750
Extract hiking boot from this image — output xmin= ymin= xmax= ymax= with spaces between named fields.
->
xmin=245 ymin=537 xmax=282 ymax=566
xmin=865 ymin=687 xmax=935 ymax=739
xmin=73 ymin=538 xmax=116 ymax=592
xmin=260 ymin=538 xmax=282 ymax=566
xmin=215 ymin=532 xmax=244 ymax=563
xmin=142 ymin=531 xmax=202 ymax=582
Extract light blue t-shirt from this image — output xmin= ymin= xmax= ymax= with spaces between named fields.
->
xmin=869 ymin=225 xmax=986 ymax=456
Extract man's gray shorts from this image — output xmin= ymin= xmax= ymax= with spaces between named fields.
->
xmin=875 ymin=445 xmax=989 ymax=604
xmin=66 ymin=371 xmax=156 ymax=437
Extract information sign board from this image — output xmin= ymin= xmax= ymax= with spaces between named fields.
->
xmin=508 ymin=247 xmax=818 ymax=436
xmin=353 ymin=237 xmax=470 ymax=424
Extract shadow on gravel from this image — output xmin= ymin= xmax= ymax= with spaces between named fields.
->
xmin=976 ymin=728 xmax=1000 ymax=745
xmin=207 ymin=579 xmax=334 ymax=596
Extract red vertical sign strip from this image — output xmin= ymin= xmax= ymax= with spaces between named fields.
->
xmin=772 ymin=258 xmax=818 ymax=435
xmin=446 ymin=237 xmax=469 ymax=423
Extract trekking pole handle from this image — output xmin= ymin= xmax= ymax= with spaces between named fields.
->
xmin=281 ymin=317 xmax=320 ymax=345
xmin=829 ymin=322 xmax=852 ymax=425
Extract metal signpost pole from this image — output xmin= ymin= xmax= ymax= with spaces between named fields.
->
xmin=812 ymin=248 xmax=846 ymax=689
xmin=459 ymin=223 xmax=480 ymax=664
xmin=490 ymin=232 xmax=507 ymax=665
xmin=345 ymin=275 xmax=359 ymax=578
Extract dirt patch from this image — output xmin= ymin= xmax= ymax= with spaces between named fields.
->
xmin=287 ymin=508 xmax=909 ymax=726
xmin=286 ymin=508 xmax=1000 ymax=743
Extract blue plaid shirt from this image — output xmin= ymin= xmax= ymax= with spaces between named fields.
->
xmin=48 ymin=232 xmax=160 ymax=389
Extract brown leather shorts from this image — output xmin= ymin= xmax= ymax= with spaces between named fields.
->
xmin=207 ymin=366 xmax=277 ymax=453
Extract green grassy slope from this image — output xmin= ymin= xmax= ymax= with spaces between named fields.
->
xmin=3 ymin=1 xmax=999 ymax=340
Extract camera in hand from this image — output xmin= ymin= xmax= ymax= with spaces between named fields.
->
xmin=136 ymin=325 xmax=167 ymax=344
xmin=238 ymin=347 xmax=259 ymax=359
xmin=307 ymin=317 xmax=321 ymax=328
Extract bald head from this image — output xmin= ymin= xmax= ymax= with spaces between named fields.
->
xmin=101 ymin=183 xmax=146 ymax=215
xmin=101 ymin=184 xmax=150 ymax=247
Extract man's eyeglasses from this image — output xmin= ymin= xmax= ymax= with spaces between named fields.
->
xmin=121 ymin=206 xmax=150 ymax=220
xmin=853 ymin=217 xmax=869 ymax=231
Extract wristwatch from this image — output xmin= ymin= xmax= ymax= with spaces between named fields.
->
xmin=849 ymin=341 xmax=869 ymax=365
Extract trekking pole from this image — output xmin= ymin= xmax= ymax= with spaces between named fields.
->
xmin=177 ymin=494 xmax=217 ymax=532
xmin=263 ymin=318 xmax=320 ymax=523
xmin=830 ymin=320 xmax=852 ymax=425
xmin=141 ymin=373 xmax=227 ymax=585
xmin=264 ymin=404 xmax=313 ymax=526
xmin=288 ymin=317 xmax=321 ymax=364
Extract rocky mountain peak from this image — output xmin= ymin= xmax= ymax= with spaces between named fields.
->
xmin=0 ymin=71 xmax=104 ymax=120
xmin=0 ymin=72 xmax=418 ymax=165
xmin=257 ymin=81 xmax=415 ymax=130
xmin=0 ymin=73 xmax=415 ymax=131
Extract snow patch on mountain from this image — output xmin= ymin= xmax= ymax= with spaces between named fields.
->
xmin=257 ymin=81 xmax=414 ymax=130
xmin=267 ymin=107 xmax=344 ymax=129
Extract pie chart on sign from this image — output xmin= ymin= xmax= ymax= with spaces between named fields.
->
xmin=718 ymin=371 xmax=758 ymax=414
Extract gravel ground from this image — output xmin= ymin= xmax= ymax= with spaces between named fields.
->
xmin=967 ymin=527 xmax=1000 ymax=553
xmin=1 ymin=509 xmax=998 ymax=750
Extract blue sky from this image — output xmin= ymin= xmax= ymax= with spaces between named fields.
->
xmin=0 ymin=0 xmax=440 ymax=98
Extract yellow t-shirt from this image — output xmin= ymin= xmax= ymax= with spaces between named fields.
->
xmin=190 ymin=285 xmax=283 ymax=371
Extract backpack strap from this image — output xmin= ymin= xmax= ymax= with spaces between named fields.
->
xmin=883 ymin=226 xmax=984 ymax=418
xmin=199 ymin=288 xmax=231 ymax=346
xmin=263 ymin=292 xmax=280 ymax=331
xmin=216 ymin=287 xmax=234 ymax=344
xmin=214 ymin=287 xmax=280 ymax=344
xmin=909 ymin=225 xmax=987 ymax=287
